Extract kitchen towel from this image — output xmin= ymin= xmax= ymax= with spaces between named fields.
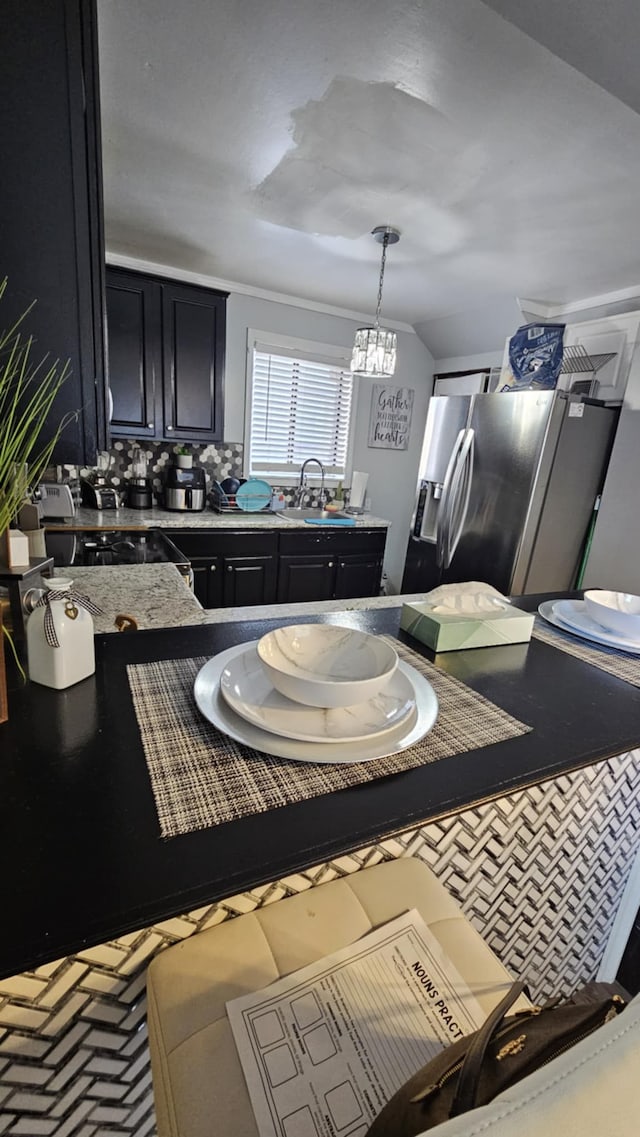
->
xmin=127 ymin=638 xmax=532 ymax=840
xmin=304 ymin=517 xmax=356 ymax=526
xmin=533 ymin=617 xmax=640 ymax=688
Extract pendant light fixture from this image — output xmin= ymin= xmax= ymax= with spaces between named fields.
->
xmin=351 ymin=225 xmax=400 ymax=378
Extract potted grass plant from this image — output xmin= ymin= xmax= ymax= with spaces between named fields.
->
xmin=0 ymin=277 xmax=72 ymax=721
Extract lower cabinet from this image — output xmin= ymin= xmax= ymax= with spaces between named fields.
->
xmin=171 ymin=527 xmax=386 ymax=609
xmin=171 ymin=531 xmax=279 ymax=608
xmin=277 ymin=529 xmax=385 ymax=603
xmin=277 ymin=554 xmax=337 ymax=603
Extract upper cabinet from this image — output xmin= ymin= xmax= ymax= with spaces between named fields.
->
xmin=0 ymin=0 xmax=107 ymax=466
xmin=106 ymin=268 xmax=227 ymax=442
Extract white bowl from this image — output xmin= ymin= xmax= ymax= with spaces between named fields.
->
xmin=257 ymin=624 xmax=398 ymax=708
xmin=583 ymin=590 xmax=640 ymax=640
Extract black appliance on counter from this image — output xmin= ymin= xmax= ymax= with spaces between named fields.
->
xmin=80 ymin=478 xmax=119 ymax=510
xmin=44 ymin=529 xmax=191 ymax=584
xmin=163 ymin=465 xmax=206 ymax=512
xmin=126 ymin=479 xmax=153 ymax=510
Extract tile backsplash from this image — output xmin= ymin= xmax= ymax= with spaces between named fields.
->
xmin=48 ymin=441 xmax=346 ymax=508
xmin=52 ymin=440 xmax=244 ymax=500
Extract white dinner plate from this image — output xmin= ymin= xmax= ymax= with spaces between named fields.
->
xmin=194 ymin=641 xmax=439 ymax=764
xmin=220 ymin=643 xmax=415 ymax=743
xmin=538 ymin=600 xmax=640 ymax=655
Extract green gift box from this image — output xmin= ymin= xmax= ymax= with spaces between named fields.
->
xmin=400 ymin=600 xmax=535 ymax=652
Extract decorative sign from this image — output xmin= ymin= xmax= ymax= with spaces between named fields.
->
xmin=368 ymin=384 xmax=414 ymax=450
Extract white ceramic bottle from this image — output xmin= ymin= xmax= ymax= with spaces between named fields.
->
xmin=27 ymin=577 xmax=96 ymax=689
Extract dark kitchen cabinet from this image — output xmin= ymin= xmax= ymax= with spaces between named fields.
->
xmin=277 ymin=554 xmax=337 ymax=603
xmin=334 ymin=554 xmax=384 ymax=599
xmin=190 ymin=556 xmax=223 ymax=608
xmin=106 ymin=269 xmax=227 ymax=443
xmin=277 ymin=529 xmax=386 ymax=603
xmin=223 ymin=556 xmax=278 ymax=607
xmin=105 ymin=272 xmax=159 ymax=439
xmin=1 ymin=0 xmax=107 ymax=466
xmin=170 ymin=530 xmax=278 ymax=609
xmin=170 ymin=526 xmax=385 ymax=609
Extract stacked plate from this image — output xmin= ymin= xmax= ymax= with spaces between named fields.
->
xmin=194 ymin=624 xmax=439 ymax=763
xmin=538 ymin=590 xmax=640 ymax=655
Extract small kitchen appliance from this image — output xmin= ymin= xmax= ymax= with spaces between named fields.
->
xmin=80 ymin=479 xmax=119 ymax=510
xmin=81 ymin=452 xmax=119 ymax=510
xmin=126 ymin=446 xmax=153 ymax=510
xmin=38 ymin=483 xmax=76 ymax=519
xmin=163 ymin=463 xmax=206 ymax=511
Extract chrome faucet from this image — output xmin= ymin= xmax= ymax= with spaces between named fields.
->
xmin=295 ymin=458 xmax=325 ymax=508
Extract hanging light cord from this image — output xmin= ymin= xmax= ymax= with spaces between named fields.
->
xmin=374 ymin=233 xmax=389 ymax=330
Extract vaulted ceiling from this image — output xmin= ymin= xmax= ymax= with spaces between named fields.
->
xmin=98 ymin=0 xmax=640 ymax=356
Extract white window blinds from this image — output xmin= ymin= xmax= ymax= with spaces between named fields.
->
xmin=249 ymin=346 xmax=354 ymax=478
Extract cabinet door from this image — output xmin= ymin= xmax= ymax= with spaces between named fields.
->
xmin=106 ymin=270 xmax=160 ymax=438
xmin=334 ymin=555 xmax=383 ymax=600
xmin=190 ymin=557 xmax=222 ymax=608
xmin=1 ymin=0 xmax=106 ymax=466
xmin=277 ymin=555 xmax=336 ymax=603
xmin=162 ymin=282 xmax=226 ymax=442
xmin=222 ymin=556 xmax=277 ymax=607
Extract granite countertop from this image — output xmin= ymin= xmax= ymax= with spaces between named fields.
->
xmin=65 ymin=564 xmax=206 ymax=632
xmin=60 ymin=561 xmax=430 ymax=633
xmin=46 ymin=506 xmax=391 ymax=530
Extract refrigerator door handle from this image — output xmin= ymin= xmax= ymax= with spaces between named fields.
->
xmin=435 ymin=429 xmax=466 ymax=569
xmin=445 ymin=428 xmax=475 ymax=569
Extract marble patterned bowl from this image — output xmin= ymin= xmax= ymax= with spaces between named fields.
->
xmin=257 ymin=624 xmax=399 ymax=708
xmin=583 ymin=590 xmax=640 ymax=640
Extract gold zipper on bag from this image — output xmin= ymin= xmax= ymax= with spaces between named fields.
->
xmin=409 ymin=999 xmax=624 ymax=1107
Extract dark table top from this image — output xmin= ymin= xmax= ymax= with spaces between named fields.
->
xmin=1 ymin=595 xmax=640 ymax=980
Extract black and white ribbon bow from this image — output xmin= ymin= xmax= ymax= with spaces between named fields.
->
xmin=34 ymin=588 xmax=103 ymax=648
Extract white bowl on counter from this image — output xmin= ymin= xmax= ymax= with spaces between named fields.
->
xmin=256 ymin=624 xmax=398 ymax=708
xmin=583 ymin=590 xmax=640 ymax=640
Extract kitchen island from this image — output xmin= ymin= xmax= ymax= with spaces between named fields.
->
xmin=1 ymin=595 xmax=639 ymax=1134
xmin=1 ymin=595 xmax=640 ymax=977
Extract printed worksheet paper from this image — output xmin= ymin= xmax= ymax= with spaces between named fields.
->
xmin=227 ymin=909 xmax=489 ymax=1137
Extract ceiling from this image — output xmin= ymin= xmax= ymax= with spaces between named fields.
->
xmin=98 ymin=0 xmax=640 ymax=357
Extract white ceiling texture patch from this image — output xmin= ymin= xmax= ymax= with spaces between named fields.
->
xmin=251 ymin=77 xmax=486 ymax=250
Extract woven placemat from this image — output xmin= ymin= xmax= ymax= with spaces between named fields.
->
xmin=127 ymin=638 xmax=532 ymax=839
xmin=533 ymin=617 xmax=640 ymax=688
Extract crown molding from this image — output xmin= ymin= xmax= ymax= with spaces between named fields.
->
xmin=518 ymin=284 xmax=640 ymax=319
xmin=106 ymin=252 xmax=416 ymax=334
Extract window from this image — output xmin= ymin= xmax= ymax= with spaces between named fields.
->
xmin=247 ymin=336 xmax=354 ymax=480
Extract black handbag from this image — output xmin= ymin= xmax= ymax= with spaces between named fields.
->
xmin=366 ymin=982 xmax=626 ymax=1136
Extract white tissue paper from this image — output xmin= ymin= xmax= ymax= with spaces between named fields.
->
xmin=400 ymin=581 xmax=534 ymax=652
xmin=424 ymin=581 xmax=510 ymax=617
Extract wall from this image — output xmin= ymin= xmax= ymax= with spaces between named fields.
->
xmin=226 ymin=293 xmax=434 ymax=591
xmin=434 ymin=350 xmax=504 ymax=373
xmin=583 ymin=334 xmax=640 ymax=592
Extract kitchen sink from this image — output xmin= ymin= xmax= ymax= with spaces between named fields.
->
xmin=276 ymin=508 xmax=350 ymax=521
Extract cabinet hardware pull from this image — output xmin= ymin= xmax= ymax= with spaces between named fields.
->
xmin=147 ymin=422 xmax=154 ymax=429
xmin=227 ymin=565 xmax=233 ymax=572
xmin=166 ymin=425 xmax=174 ymax=431
xmin=328 ymin=561 xmax=334 ymax=568
xmin=340 ymin=562 xmax=345 ymax=568
xmin=210 ymin=565 xmax=217 ymax=572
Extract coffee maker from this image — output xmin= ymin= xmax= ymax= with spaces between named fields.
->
xmin=163 ymin=462 xmax=207 ymax=511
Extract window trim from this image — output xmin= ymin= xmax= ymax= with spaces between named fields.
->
xmin=244 ymin=329 xmax=358 ymax=486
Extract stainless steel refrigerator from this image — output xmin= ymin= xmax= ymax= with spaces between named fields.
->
xmin=401 ymin=391 xmax=619 ymax=596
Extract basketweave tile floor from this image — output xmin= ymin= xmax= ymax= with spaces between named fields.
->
xmin=0 ymin=749 xmax=639 ymax=1136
